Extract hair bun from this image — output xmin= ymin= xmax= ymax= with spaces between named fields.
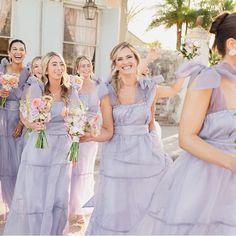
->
xmin=210 ymin=12 xmax=229 ymax=34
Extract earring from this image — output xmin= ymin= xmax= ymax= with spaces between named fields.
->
xmin=228 ymin=47 xmax=236 ymax=56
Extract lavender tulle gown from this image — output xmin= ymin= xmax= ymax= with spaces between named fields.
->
xmin=0 ymin=58 xmax=29 ymax=214
xmin=3 ymin=83 xmax=74 ymax=235
xmin=70 ymin=81 xmax=107 ymax=216
xmin=86 ymin=77 xmax=172 ymax=235
xmin=21 ymin=76 xmax=44 ymax=147
xmin=131 ymin=62 xmax=236 ymax=235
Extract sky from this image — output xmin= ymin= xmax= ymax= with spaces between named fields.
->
xmin=128 ymin=0 xmax=177 ymax=49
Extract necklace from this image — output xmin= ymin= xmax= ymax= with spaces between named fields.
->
xmin=49 ymin=89 xmax=61 ymax=99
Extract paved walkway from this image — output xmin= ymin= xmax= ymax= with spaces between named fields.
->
xmin=0 ymin=125 xmax=181 ymax=235
xmin=162 ymin=125 xmax=182 ymax=160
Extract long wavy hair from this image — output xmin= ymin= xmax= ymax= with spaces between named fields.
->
xmin=41 ymin=52 xmax=70 ymax=105
xmin=110 ymin=42 xmax=141 ymax=94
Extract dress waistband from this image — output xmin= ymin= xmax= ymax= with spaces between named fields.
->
xmin=114 ymin=125 xmax=149 ymax=135
xmin=4 ymin=100 xmax=19 ymax=110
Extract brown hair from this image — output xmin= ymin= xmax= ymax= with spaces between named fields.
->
xmin=9 ymin=39 xmax=26 ymax=51
xmin=210 ymin=12 xmax=236 ymax=56
xmin=41 ymin=52 xmax=70 ymax=105
xmin=110 ymin=42 xmax=141 ymax=93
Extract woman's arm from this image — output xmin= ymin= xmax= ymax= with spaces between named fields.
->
xmin=12 ymin=120 xmax=24 ymax=138
xmin=140 ymin=48 xmax=159 ymax=76
xmin=80 ymin=94 xmax=113 ymax=142
xmin=156 ymin=77 xmax=185 ymax=98
xmin=149 ymin=92 xmax=158 ymax=131
xmin=179 ymin=84 xmax=235 ymax=172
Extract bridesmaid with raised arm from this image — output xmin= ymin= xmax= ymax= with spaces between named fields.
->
xmin=131 ymin=12 xmax=236 ymax=235
xmin=69 ymin=56 xmax=108 ymax=225
xmin=0 ymin=39 xmax=29 ymax=218
xmin=84 ymin=42 xmax=187 ymax=235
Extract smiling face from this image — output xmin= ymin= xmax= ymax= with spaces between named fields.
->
xmin=114 ymin=47 xmax=138 ymax=76
xmin=77 ymin=58 xmax=93 ymax=79
xmin=8 ymin=42 xmax=26 ymax=65
xmin=47 ymin=55 xmax=65 ymax=82
xmin=32 ymin=59 xmax=42 ymax=79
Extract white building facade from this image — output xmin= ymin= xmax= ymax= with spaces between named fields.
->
xmin=0 ymin=0 xmax=121 ymax=78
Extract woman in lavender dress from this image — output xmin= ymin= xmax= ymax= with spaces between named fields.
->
xmin=84 ymin=42 xmax=180 ymax=235
xmin=131 ymin=12 xmax=236 ymax=235
xmin=29 ymin=56 xmax=42 ymax=81
xmin=69 ymin=56 xmax=107 ymax=225
xmin=21 ymin=56 xmax=43 ymax=112
xmin=21 ymin=56 xmax=44 ymax=146
xmin=0 ymin=39 xmax=29 ymax=217
xmin=3 ymin=52 xmax=76 ymax=235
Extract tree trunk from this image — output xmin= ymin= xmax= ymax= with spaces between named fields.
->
xmin=119 ymin=0 xmax=128 ymax=42
xmin=176 ymin=23 xmax=182 ymax=50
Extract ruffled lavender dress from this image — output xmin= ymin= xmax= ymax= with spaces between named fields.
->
xmin=21 ymin=76 xmax=44 ymax=147
xmin=131 ymin=62 xmax=236 ymax=235
xmin=0 ymin=58 xmax=29 ymax=214
xmin=86 ymin=77 xmax=172 ymax=235
xmin=3 ymin=84 xmax=75 ymax=235
xmin=70 ymin=81 xmax=108 ymax=216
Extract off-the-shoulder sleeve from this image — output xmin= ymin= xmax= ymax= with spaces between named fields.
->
xmin=175 ymin=61 xmax=207 ymax=86
xmin=192 ymin=67 xmax=221 ymax=90
xmin=0 ymin=58 xmax=9 ymax=73
xmin=97 ymin=82 xmax=109 ymax=100
xmin=139 ymin=75 xmax=165 ymax=107
xmin=26 ymin=76 xmax=37 ymax=87
xmin=22 ymin=76 xmax=44 ymax=100
xmin=176 ymin=62 xmax=236 ymax=91
xmin=23 ymin=80 xmax=44 ymax=103
xmin=139 ymin=75 xmax=164 ymax=90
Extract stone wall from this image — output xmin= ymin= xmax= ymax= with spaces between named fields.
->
xmin=140 ymin=48 xmax=184 ymax=125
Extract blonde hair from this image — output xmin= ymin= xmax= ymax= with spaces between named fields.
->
xmin=41 ymin=52 xmax=70 ymax=105
xmin=73 ymin=55 xmax=94 ymax=77
xmin=110 ymin=42 xmax=141 ymax=93
xmin=30 ymin=56 xmax=41 ymax=75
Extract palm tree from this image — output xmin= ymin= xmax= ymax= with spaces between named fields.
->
xmin=222 ymin=0 xmax=235 ymax=11
xmin=148 ymin=0 xmax=191 ymax=49
xmin=199 ymin=0 xmax=235 ymax=12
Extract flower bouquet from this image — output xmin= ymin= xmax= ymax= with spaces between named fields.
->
xmin=178 ymin=39 xmax=200 ymax=60
xmin=84 ymin=112 xmax=101 ymax=137
xmin=20 ymin=95 xmax=53 ymax=148
xmin=0 ymin=73 xmax=19 ymax=108
xmin=63 ymin=101 xmax=87 ymax=164
xmin=69 ymin=75 xmax=83 ymax=90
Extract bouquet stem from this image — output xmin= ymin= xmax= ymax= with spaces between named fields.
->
xmin=24 ymin=128 xmax=33 ymax=140
xmin=35 ymin=130 xmax=48 ymax=149
xmin=0 ymin=98 xmax=6 ymax=108
xmin=67 ymin=141 xmax=79 ymax=164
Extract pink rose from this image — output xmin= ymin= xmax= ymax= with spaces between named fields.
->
xmin=31 ymin=98 xmax=42 ymax=109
